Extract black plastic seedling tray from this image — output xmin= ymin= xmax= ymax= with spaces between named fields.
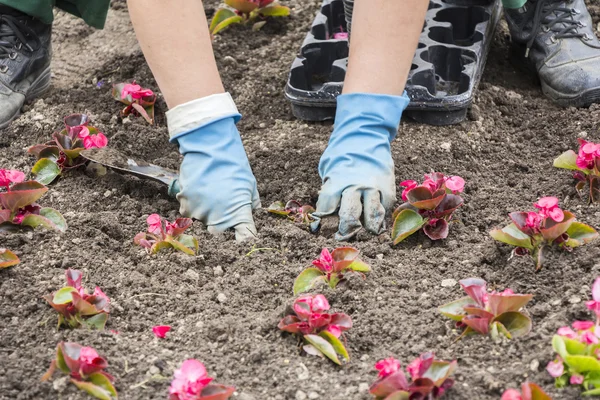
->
xmin=284 ymin=0 xmax=502 ymax=125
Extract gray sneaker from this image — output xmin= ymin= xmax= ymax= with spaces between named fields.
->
xmin=505 ymin=0 xmax=600 ymax=107
xmin=0 ymin=6 xmax=51 ymax=129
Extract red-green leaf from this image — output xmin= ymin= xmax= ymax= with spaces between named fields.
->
xmin=490 ymin=223 xmax=534 ymax=250
xmin=331 ymin=247 xmax=360 ymax=270
xmin=71 ymin=376 xmax=116 ymax=400
xmin=439 ymin=296 xmax=472 ymax=321
xmin=171 ymin=235 xmax=198 ymax=255
xmin=52 ymin=286 xmax=77 ymax=305
xmin=540 ymin=211 xmax=575 ymax=242
xmin=392 ymin=209 xmax=425 ymax=244
xmin=225 ymin=0 xmax=259 ymax=13
xmin=487 ymin=294 xmax=533 ymax=315
xmin=461 ymin=315 xmax=490 ymax=335
xmin=348 ymin=259 xmax=371 ymax=272
xmin=83 ymin=313 xmax=109 ymax=330
xmin=200 ymin=384 xmax=236 ymax=400
xmin=131 ymin=102 xmax=154 ymax=125
xmin=32 ymin=158 xmax=61 ymax=185
xmin=564 ymin=355 xmax=600 ymax=373
xmin=369 ymin=371 xmax=409 ymax=397
xmin=0 ymin=248 xmax=19 ymax=268
xmin=318 ymin=330 xmax=349 ymax=362
xmin=304 ymin=334 xmax=341 ymax=364
xmin=423 ymin=218 xmax=449 ymax=240
xmin=422 ymin=360 xmax=457 ymax=386
xmin=293 ymin=267 xmax=326 ymax=295
xmin=553 ymin=150 xmax=582 ymax=171
xmin=0 ymin=181 xmax=48 ymax=212
xmin=210 ymin=9 xmax=244 ymax=35
xmin=21 ymin=207 xmax=67 ymax=232
xmin=259 ymin=5 xmax=290 ymax=17
xmin=565 ymin=221 xmax=599 ymax=247
xmin=407 ymin=187 xmax=445 ymax=210
xmin=492 ymin=311 xmax=532 ymax=338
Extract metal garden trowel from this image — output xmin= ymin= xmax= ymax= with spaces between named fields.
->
xmin=81 ymin=147 xmax=181 ymax=197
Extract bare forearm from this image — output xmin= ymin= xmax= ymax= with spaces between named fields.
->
xmin=127 ymin=0 xmax=225 ymax=108
xmin=343 ymin=0 xmax=428 ymax=95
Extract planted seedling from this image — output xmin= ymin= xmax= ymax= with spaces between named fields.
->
xmin=370 ymin=353 xmax=457 ymax=399
xmin=278 ymin=294 xmax=352 ymax=365
xmin=490 ymin=196 xmax=598 ymax=270
xmin=169 ymin=359 xmax=235 ymax=400
xmin=546 ymin=277 xmax=600 ymax=395
xmin=42 ymin=342 xmax=117 ymax=400
xmin=44 ymin=269 xmax=110 ymax=330
xmin=29 ymin=114 xmax=108 ymax=184
xmin=0 ymin=248 xmax=19 ymax=268
xmin=112 ymin=82 xmax=157 ymax=125
xmin=268 ymin=200 xmax=315 ymax=225
xmin=0 ymin=169 xmax=66 ymax=232
xmin=501 ymin=382 xmax=551 ymax=400
xmin=293 ymin=247 xmax=371 ymax=295
xmin=439 ymin=278 xmax=533 ymax=340
xmin=392 ymin=172 xmax=464 ymax=244
xmin=554 ymin=139 xmax=600 ymax=203
xmin=210 ymin=0 xmax=290 ymax=35
xmin=134 ymin=214 xmax=198 ymax=256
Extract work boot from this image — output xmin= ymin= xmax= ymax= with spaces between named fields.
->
xmin=0 ymin=6 xmax=51 ymax=129
xmin=505 ymin=0 xmax=600 ymax=107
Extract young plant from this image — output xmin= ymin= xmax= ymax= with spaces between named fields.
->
xmin=392 ymin=172 xmax=464 ymax=244
xmin=0 ymin=248 xmax=19 ymax=268
xmin=268 ymin=200 xmax=315 ymax=225
xmin=278 ymin=294 xmax=352 ymax=365
xmin=42 ymin=342 xmax=117 ymax=400
xmin=169 ymin=359 xmax=235 ymax=400
xmin=134 ymin=214 xmax=198 ymax=256
xmin=0 ymin=169 xmax=66 ymax=232
xmin=112 ymin=81 xmax=156 ymax=125
xmin=44 ymin=269 xmax=110 ymax=330
xmin=370 ymin=353 xmax=457 ymax=399
xmin=490 ymin=196 xmax=598 ymax=270
xmin=501 ymin=382 xmax=551 ymax=400
xmin=554 ymin=138 xmax=600 ymax=203
xmin=28 ymin=114 xmax=108 ymax=184
xmin=546 ymin=277 xmax=600 ymax=395
xmin=293 ymin=247 xmax=371 ymax=295
xmin=439 ymin=278 xmax=533 ymax=340
xmin=210 ymin=0 xmax=290 ymax=35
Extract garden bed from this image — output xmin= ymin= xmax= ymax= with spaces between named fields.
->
xmin=2 ymin=1 xmax=600 ymax=399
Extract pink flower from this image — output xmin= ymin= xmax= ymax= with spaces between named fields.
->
xmin=79 ymin=347 xmax=107 ymax=377
xmin=525 ymin=212 xmax=542 ymax=229
xmin=169 ymin=359 xmax=213 ymax=400
xmin=0 ymin=169 xmax=25 ymax=191
xmin=570 ymin=374 xmax=584 ymax=385
xmin=121 ymin=83 xmax=154 ymax=100
xmin=83 ymin=132 xmax=108 ymax=150
xmin=586 ymin=278 xmax=600 ymax=319
xmin=311 ymin=294 xmax=330 ymax=312
xmin=153 ymin=325 xmax=171 ymax=338
xmin=400 ymin=180 xmax=417 ymax=202
xmin=534 ymin=196 xmax=564 ymax=222
xmin=374 ymin=357 xmax=401 ymax=379
xmin=557 ymin=326 xmax=578 ymax=339
xmin=293 ymin=295 xmax=330 ymax=320
xmin=576 ymin=139 xmax=600 ymax=170
xmin=573 ymin=320 xmax=595 ymax=331
xmin=546 ymin=357 xmax=564 ymax=378
xmin=501 ymin=389 xmax=523 ymax=400
xmin=581 ymin=330 xmax=599 ymax=344
xmin=326 ymin=324 xmax=342 ymax=338
xmin=498 ymin=289 xmax=515 ymax=296
xmin=312 ymin=248 xmax=333 ymax=273
xmin=147 ymin=214 xmax=162 ymax=235
xmin=406 ymin=357 xmax=422 ymax=379
xmin=445 ymin=176 xmax=465 ymax=193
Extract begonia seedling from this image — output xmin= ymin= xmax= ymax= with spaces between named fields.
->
xmin=546 ymin=277 xmax=600 ymax=395
xmin=369 ymin=353 xmax=457 ymax=399
xmin=554 ymin=139 xmax=600 ymax=203
xmin=134 ymin=214 xmax=198 ymax=256
xmin=0 ymin=169 xmax=66 ymax=232
xmin=29 ymin=114 xmax=108 ymax=184
xmin=278 ymin=294 xmax=352 ymax=365
xmin=392 ymin=172 xmax=464 ymax=244
xmin=169 ymin=359 xmax=235 ymax=400
xmin=501 ymin=382 xmax=551 ymax=400
xmin=42 ymin=342 xmax=117 ymax=400
xmin=490 ymin=196 xmax=598 ymax=270
xmin=439 ymin=278 xmax=533 ymax=340
xmin=293 ymin=247 xmax=371 ymax=295
xmin=0 ymin=248 xmax=19 ymax=268
xmin=112 ymin=82 xmax=156 ymax=125
xmin=44 ymin=269 xmax=110 ymax=330
xmin=210 ymin=0 xmax=290 ymax=35
xmin=268 ymin=200 xmax=315 ymax=225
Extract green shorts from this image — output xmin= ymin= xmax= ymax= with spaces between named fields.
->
xmin=0 ymin=0 xmax=110 ymax=29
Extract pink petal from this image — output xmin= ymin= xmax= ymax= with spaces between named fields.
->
xmin=6 ymin=169 xmax=25 ymax=183
xmin=152 ymin=325 xmax=171 ymax=338
xmin=445 ymin=176 xmax=465 ymax=193
xmin=374 ymin=357 xmax=401 ymax=379
xmin=79 ymin=347 xmax=101 ymax=365
xmin=400 ymin=180 xmax=417 ymax=189
xmin=546 ymin=358 xmax=564 ymax=378
xmin=572 ymin=320 xmax=595 ymax=331
xmin=535 ymin=196 xmax=559 ymax=209
xmin=576 ymin=156 xmax=593 ymax=170
xmin=93 ymin=133 xmax=108 ymax=148
xmin=548 ymin=207 xmax=564 ymax=222
xmin=311 ymin=294 xmax=330 ymax=313
xmin=592 ymin=278 xmax=600 ymax=302
xmin=581 ymin=331 xmax=599 ymax=344
xmin=147 ymin=214 xmax=161 ymax=225
xmin=570 ymin=374 xmax=584 ymax=385
xmin=83 ymin=136 xmax=95 ymax=150
xmin=526 ymin=212 xmax=541 ymax=229
xmin=406 ymin=357 xmax=422 ymax=379
xmin=557 ymin=326 xmax=578 ymax=339
xmin=326 ymin=325 xmax=342 ymax=338
xmin=501 ymin=389 xmax=522 ymax=400
xmin=77 ymin=126 xmax=90 ymax=138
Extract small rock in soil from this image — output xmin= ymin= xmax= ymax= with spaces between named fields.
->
xmin=148 ymin=365 xmax=160 ymax=375
xmin=308 ymin=392 xmax=319 ymax=399
xmin=569 ymin=296 xmax=582 ymax=304
xmin=185 ymin=269 xmax=199 ymax=280
xmin=441 ymin=278 xmax=457 ymax=287
xmin=217 ymin=293 xmax=227 ymax=303
xmin=440 ymin=142 xmax=451 ymax=151
xmin=295 ymin=390 xmax=307 ymax=400
xmin=358 ymin=383 xmax=370 ymax=393
xmin=530 ymin=359 xmax=539 ymax=371
xmin=213 ymin=265 xmax=224 ymax=276
xmin=53 ymin=376 xmax=69 ymax=392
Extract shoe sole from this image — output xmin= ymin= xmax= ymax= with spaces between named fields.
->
xmin=0 ymin=66 xmax=51 ymax=130
xmin=509 ymin=43 xmax=600 ymax=108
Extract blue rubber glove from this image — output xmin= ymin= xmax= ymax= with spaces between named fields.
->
xmin=311 ymin=92 xmax=410 ymax=240
xmin=172 ymin=115 xmax=260 ymax=241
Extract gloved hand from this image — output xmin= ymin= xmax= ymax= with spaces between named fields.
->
xmin=311 ymin=92 xmax=410 ymax=240
xmin=167 ymin=93 xmax=260 ymax=242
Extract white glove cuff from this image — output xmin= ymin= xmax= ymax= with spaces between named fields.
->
xmin=166 ymin=92 xmax=241 ymax=142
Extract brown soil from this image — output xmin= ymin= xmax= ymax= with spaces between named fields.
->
xmin=2 ymin=1 xmax=600 ymax=399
